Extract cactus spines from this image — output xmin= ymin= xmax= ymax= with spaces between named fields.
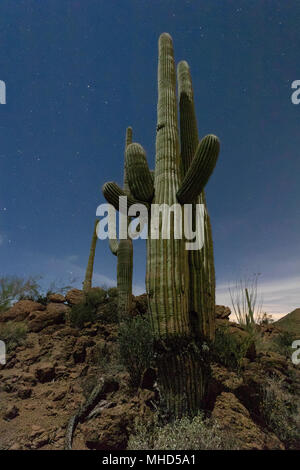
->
xmin=83 ymin=220 xmax=98 ymax=291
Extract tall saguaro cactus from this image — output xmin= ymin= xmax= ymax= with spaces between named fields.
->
xmin=177 ymin=61 xmax=216 ymax=341
xmin=103 ymin=33 xmax=220 ymax=416
xmin=83 ymin=219 xmax=99 ymax=291
xmin=107 ymin=128 xmax=133 ymax=319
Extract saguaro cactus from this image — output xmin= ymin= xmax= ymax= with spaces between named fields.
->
xmin=107 ymin=128 xmax=133 ymax=319
xmin=83 ymin=219 xmax=98 ymax=291
xmin=177 ymin=60 xmax=216 ymax=341
xmin=103 ymin=33 xmax=220 ymax=415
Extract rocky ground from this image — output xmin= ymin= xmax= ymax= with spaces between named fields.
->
xmin=0 ymin=292 xmax=299 ymax=450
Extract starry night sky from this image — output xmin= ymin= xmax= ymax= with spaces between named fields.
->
xmin=0 ymin=0 xmax=299 ymax=318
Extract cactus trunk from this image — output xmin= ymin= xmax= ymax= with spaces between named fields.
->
xmin=106 ymin=127 xmax=133 ymax=319
xmin=146 ymin=33 xmax=190 ymax=338
xmin=83 ymin=220 xmax=98 ymax=291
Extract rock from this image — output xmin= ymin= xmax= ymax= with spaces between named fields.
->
xmin=0 ymin=300 xmax=46 ymax=322
xmin=3 ymin=405 xmax=19 ymax=421
xmin=212 ymin=392 xmax=284 ymax=450
xmin=22 ymin=373 xmax=37 ymax=386
xmin=47 ymin=293 xmax=66 ymax=303
xmin=83 ymin=404 xmax=134 ymax=450
xmin=34 ymin=363 xmax=55 ymax=383
xmin=28 ymin=426 xmax=49 ymax=449
xmin=17 ymin=387 xmax=32 ymax=399
xmin=215 ymin=305 xmax=231 ymax=320
xmin=211 ymin=363 xmax=243 ymax=391
xmin=52 ymin=390 xmax=66 ymax=402
xmin=28 ymin=303 xmax=69 ymax=332
xmin=140 ymin=367 xmax=157 ymax=390
xmin=134 ymin=294 xmax=148 ymax=315
xmin=73 ymin=337 xmax=95 ymax=364
xmin=65 ymin=289 xmax=85 ymax=306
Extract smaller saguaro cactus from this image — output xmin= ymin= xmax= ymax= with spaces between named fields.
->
xmin=83 ymin=219 xmax=98 ymax=291
xmin=107 ymin=127 xmax=133 ymax=319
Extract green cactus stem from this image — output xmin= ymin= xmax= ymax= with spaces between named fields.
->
xmin=177 ymin=60 xmax=216 ymax=340
xmin=176 ymin=134 xmax=220 ymax=204
xmin=125 ymin=143 xmax=154 ymax=202
xmin=106 ymin=127 xmax=134 ymax=319
xmin=83 ymin=220 xmax=98 ymax=291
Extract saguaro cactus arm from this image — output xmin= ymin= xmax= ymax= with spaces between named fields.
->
xmin=125 ymin=143 xmax=154 ymax=202
xmin=83 ymin=220 xmax=99 ymax=291
xmin=102 ymin=181 xmax=149 ymax=212
xmin=176 ymin=134 xmax=220 ymax=204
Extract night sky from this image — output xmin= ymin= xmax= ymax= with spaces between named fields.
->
xmin=0 ymin=1 xmax=299 ymax=318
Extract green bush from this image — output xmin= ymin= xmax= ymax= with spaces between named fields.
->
xmin=213 ymin=325 xmax=252 ymax=370
xmin=260 ymin=375 xmax=300 ymax=449
xmin=272 ymin=331 xmax=295 ymax=358
xmin=70 ymin=287 xmax=107 ymax=328
xmin=118 ymin=316 xmax=154 ymax=388
xmin=0 ymin=276 xmax=41 ymax=312
xmin=0 ymin=321 xmax=27 ymax=353
xmin=128 ymin=413 xmax=237 ymax=450
xmin=107 ymin=287 xmax=118 ymax=299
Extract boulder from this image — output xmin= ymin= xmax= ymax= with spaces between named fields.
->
xmin=65 ymin=289 xmax=85 ymax=306
xmin=47 ymin=293 xmax=66 ymax=303
xmin=0 ymin=300 xmax=46 ymax=322
xmin=34 ymin=363 xmax=56 ymax=383
xmin=3 ymin=405 xmax=19 ymax=421
xmin=212 ymin=392 xmax=284 ymax=450
xmin=215 ymin=305 xmax=231 ymax=320
xmin=28 ymin=303 xmax=69 ymax=332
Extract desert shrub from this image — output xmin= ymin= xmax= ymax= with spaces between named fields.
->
xmin=213 ymin=325 xmax=252 ymax=370
xmin=107 ymin=287 xmax=118 ymax=299
xmin=272 ymin=331 xmax=295 ymax=359
xmin=118 ymin=316 xmax=154 ymax=388
xmin=0 ymin=276 xmax=41 ymax=312
xmin=70 ymin=303 xmax=97 ymax=328
xmin=128 ymin=413 xmax=237 ymax=450
xmin=0 ymin=321 xmax=27 ymax=353
xmin=85 ymin=287 xmax=107 ymax=305
xmin=98 ymin=299 xmax=119 ymax=324
xmin=260 ymin=375 xmax=300 ymax=449
xmin=70 ymin=287 xmax=107 ymax=328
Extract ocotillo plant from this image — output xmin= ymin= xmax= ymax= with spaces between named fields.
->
xmin=103 ymin=33 xmax=220 ymax=416
xmin=108 ymin=128 xmax=133 ymax=319
xmin=83 ymin=219 xmax=98 ymax=291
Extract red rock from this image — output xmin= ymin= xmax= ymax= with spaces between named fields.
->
xmin=0 ymin=300 xmax=46 ymax=322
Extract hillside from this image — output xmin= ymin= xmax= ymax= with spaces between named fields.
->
xmin=274 ymin=308 xmax=300 ymax=337
xmin=0 ymin=291 xmax=299 ymax=450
